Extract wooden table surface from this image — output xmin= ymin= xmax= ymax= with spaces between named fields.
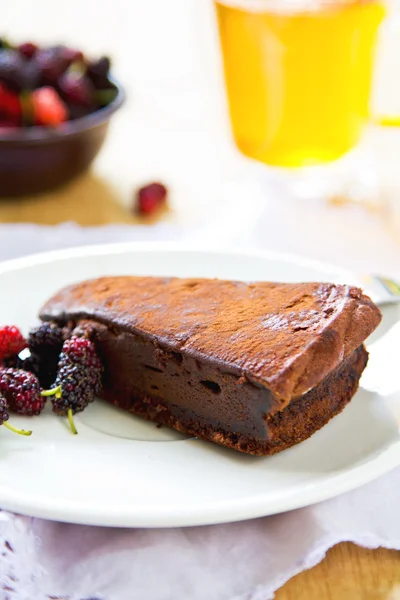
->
xmin=1 ymin=178 xmax=399 ymax=599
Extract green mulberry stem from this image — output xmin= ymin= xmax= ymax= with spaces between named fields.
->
xmin=3 ymin=422 xmax=32 ymax=436
xmin=40 ymin=387 xmax=78 ymax=435
xmin=41 ymin=385 xmax=62 ymax=399
xmin=67 ymin=408 xmax=78 ymax=435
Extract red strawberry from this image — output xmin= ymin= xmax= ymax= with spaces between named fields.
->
xmin=0 ymin=83 xmax=21 ymax=121
xmin=32 ymin=87 xmax=68 ymax=126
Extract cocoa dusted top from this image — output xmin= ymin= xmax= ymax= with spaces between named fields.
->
xmin=40 ymin=276 xmax=381 ymax=407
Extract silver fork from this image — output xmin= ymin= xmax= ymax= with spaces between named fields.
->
xmin=362 ymin=274 xmax=400 ymax=306
xmin=361 ymin=275 xmax=400 ymax=343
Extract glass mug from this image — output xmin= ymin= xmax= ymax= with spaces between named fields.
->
xmin=214 ymin=0 xmax=391 ymax=189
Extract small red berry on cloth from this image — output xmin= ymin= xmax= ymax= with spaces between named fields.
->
xmin=135 ymin=182 xmax=168 ymax=215
xmin=0 ymin=326 xmax=27 ymax=361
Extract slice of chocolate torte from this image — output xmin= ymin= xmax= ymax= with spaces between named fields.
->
xmin=40 ymin=276 xmax=381 ymax=455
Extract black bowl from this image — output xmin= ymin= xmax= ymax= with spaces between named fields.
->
xmin=0 ymin=80 xmax=125 ymax=197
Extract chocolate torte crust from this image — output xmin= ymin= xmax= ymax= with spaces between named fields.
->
xmin=40 ymin=276 xmax=381 ymax=408
xmin=109 ymin=345 xmax=368 ymax=456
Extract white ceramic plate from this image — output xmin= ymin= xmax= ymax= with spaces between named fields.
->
xmin=0 ymin=242 xmax=399 ymax=528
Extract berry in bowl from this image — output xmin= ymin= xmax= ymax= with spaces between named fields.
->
xmin=0 ymin=40 xmax=124 ymax=196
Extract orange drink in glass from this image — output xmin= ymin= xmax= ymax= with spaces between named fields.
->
xmin=215 ymin=0 xmax=386 ymax=169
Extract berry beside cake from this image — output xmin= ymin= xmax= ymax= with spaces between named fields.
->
xmin=39 ymin=276 xmax=382 ymax=455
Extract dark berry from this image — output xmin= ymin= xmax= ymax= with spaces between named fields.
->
xmin=52 ymin=362 xmax=96 ymax=416
xmin=59 ymin=336 xmax=102 ymax=395
xmin=32 ymin=87 xmax=68 ymax=126
xmin=88 ymin=56 xmax=110 ymax=78
xmin=59 ymin=72 xmax=94 ymax=108
xmin=0 ymin=368 xmax=45 ymax=416
xmin=36 ymin=47 xmax=70 ymax=85
xmin=28 ymin=321 xmax=66 ymax=355
xmin=0 ymin=394 xmax=8 ymax=425
xmin=86 ymin=56 xmax=111 ymax=88
xmin=51 ymin=337 xmax=103 ymax=432
xmin=135 ymin=183 xmax=168 ymax=215
xmin=60 ymin=47 xmax=84 ymax=66
xmin=0 ymin=326 xmax=27 ymax=361
xmin=18 ymin=42 xmax=38 ymax=60
xmin=0 ymin=50 xmax=25 ymax=92
xmin=0 ymin=392 xmax=32 ymax=436
xmin=20 ymin=60 xmax=41 ymax=90
xmin=6 ymin=350 xmax=40 ymax=376
xmin=27 ymin=321 xmax=70 ymax=388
